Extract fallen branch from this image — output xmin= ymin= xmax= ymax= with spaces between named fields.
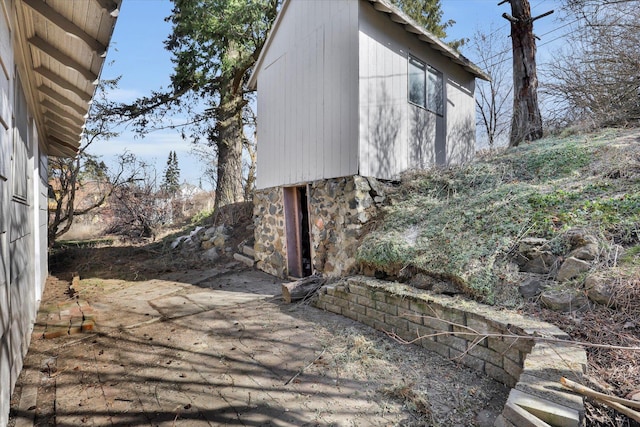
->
xmin=282 ymin=275 xmax=325 ymax=304
xmin=561 ymin=377 xmax=640 ymax=409
xmin=284 ymin=348 xmax=326 ymax=385
xmin=560 ymin=377 xmax=640 ymax=417
xmin=384 ymin=314 xmax=640 ymax=352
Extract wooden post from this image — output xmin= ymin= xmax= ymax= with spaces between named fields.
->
xmin=500 ymin=0 xmax=552 ymax=147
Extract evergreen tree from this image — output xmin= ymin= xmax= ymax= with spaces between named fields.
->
xmin=118 ymin=0 xmax=280 ymax=212
xmin=391 ymin=0 xmax=465 ymax=50
xmin=162 ymin=150 xmax=180 ymax=195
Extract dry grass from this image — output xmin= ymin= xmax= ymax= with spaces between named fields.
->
xmin=308 ymin=324 xmax=508 ymax=426
xmin=381 ymin=383 xmax=432 ymax=418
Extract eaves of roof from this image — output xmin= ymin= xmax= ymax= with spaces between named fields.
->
xmin=13 ymin=0 xmax=121 ymax=157
xmin=248 ymin=0 xmax=491 ymax=89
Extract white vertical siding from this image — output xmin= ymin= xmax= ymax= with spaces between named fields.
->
xmin=0 ymin=5 xmax=44 ymax=423
xmin=357 ymin=1 xmax=477 ymax=178
xmin=0 ymin=5 xmax=12 ymax=422
xmin=7 ymin=73 xmax=36 ymax=406
xmin=357 ymin=2 xmax=410 ymax=180
xmin=358 ymin=2 xmax=413 ymax=180
xmin=255 ymin=0 xmax=359 ymax=189
xmin=446 ymin=73 xmax=476 ymax=165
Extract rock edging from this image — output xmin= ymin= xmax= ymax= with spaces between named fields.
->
xmin=315 ymin=276 xmax=587 ymax=427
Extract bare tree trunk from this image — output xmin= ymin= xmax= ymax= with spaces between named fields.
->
xmin=214 ymin=90 xmax=246 ymax=212
xmin=508 ymin=0 xmax=543 ymax=147
xmin=244 ymin=136 xmax=257 ymax=201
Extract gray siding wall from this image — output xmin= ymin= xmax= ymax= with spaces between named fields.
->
xmin=0 ymin=4 xmax=12 ymax=421
xmin=445 ymin=69 xmax=476 ymax=166
xmin=0 ymin=2 xmax=47 ymax=423
xmin=358 ymin=1 xmax=476 ymax=180
xmin=256 ymin=0 xmax=359 ymax=189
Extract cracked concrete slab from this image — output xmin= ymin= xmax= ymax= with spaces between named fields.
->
xmin=11 ymin=268 xmax=509 ymax=426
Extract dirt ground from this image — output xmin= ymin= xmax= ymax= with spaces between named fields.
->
xmin=8 ymin=242 xmax=509 ymax=427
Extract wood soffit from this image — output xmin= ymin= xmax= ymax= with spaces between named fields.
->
xmin=16 ymin=0 xmax=120 ymax=157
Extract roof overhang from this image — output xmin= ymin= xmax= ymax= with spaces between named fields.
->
xmin=248 ymin=0 xmax=490 ymax=89
xmin=367 ymin=0 xmax=491 ymax=81
xmin=13 ymin=0 xmax=121 ymax=157
xmin=248 ymin=0 xmax=290 ymax=90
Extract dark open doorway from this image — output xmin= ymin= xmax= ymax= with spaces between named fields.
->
xmin=283 ymin=186 xmax=312 ymax=278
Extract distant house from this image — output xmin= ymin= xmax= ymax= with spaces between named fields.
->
xmin=248 ymin=0 xmax=489 ymax=279
xmin=0 ymin=0 xmax=119 ymax=423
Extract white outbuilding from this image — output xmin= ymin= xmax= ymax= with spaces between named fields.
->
xmin=249 ymin=0 xmax=490 ymax=279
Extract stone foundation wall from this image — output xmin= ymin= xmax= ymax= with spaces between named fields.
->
xmin=316 ymin=276 xmax=587 ymax=427
xmin=253 ymin=187 xmax=287 ymax=278
xmin=253 ymin=175 xmax=386 ymax=278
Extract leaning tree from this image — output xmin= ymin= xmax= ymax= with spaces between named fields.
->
xmin=117 ymin=0 xmax=280 ymax=211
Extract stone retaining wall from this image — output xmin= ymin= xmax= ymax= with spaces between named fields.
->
xmin=253 ymin=176 xmax=386 ymax=278
xmin=316 ymin=276 xmax=587 ymax=427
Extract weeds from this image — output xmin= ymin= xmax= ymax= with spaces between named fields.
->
xmin=357 ymin=128 xmax=640 ymax=305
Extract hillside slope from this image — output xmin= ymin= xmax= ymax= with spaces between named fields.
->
xmin=357 ymin=127 xmax=640 ymax=425
xmin=358 ymin=128 xmax=639 ymax=305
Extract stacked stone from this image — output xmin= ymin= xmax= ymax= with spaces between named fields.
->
xmin=170 ymin=225 xmax=231 ymax=261
xmin=253 ymin=189 xmax=287 ymax=277
xmin=308 ymin=175 xmax=385 ymax=275
xmin=515 ymin=228 xmax=622 ymax=312
xmin=253 ymin=175 xmax=388 ymax=278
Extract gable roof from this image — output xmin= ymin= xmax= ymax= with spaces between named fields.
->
xmin=248 ymin=0 xmax=490 ymax=89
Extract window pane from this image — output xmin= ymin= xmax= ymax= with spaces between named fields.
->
xmin=427 ymin=66 xmax=443 ymax=116
xmin=408 ymin=57 xmax=426 ymax=107
xmin=12 ymin=73 xmax=29 ymax=202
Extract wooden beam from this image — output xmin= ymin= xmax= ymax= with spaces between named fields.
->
xmin=34 ymin=67 xmax=92 ymax=102
xmin=41 ymin=100 xmax=85 ymax=126
xmin=417 ymin=34 xmax=436 ymax=46
xmin=38 ymin=85 xmax=88 ymax=115
xmin=45 ymin=117 xmax=82 ymax=138
xmin=28 ymin=36 xmax=97 ymax=82
xmin=48 ymin=127 xmax=80 ymax=146
xmin=390 ymin=14 xmax=408 ymax=25
xmin=405 ymin=25 xmax=422 ymax=35
xmin=23 ymin=0 xmax=107 ymax=55
xmin=48 ymin=135 xmax=79 ymax=155
xmin=47 ymin=143 xmax=69 ymax=157
xmin=44 ymin=111 xmax=84 ymax=130
xmin=94 ymin=0 xmax=118 ymax=14
xmin=372 ymin=2 xmax=393 ymax=13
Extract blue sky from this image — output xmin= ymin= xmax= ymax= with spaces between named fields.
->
xmin=93 ymin=0 xmax=567 ymax=187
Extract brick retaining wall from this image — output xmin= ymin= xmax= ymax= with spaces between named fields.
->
xmin=315 ymin=276 xmax=587 ymax=427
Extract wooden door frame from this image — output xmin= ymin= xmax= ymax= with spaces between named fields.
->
xmin=283 ymin=185 xmax=312 ymax=278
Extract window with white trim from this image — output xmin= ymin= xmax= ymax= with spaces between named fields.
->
xmin=408 ymin=56 xmax=443 ymax=116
